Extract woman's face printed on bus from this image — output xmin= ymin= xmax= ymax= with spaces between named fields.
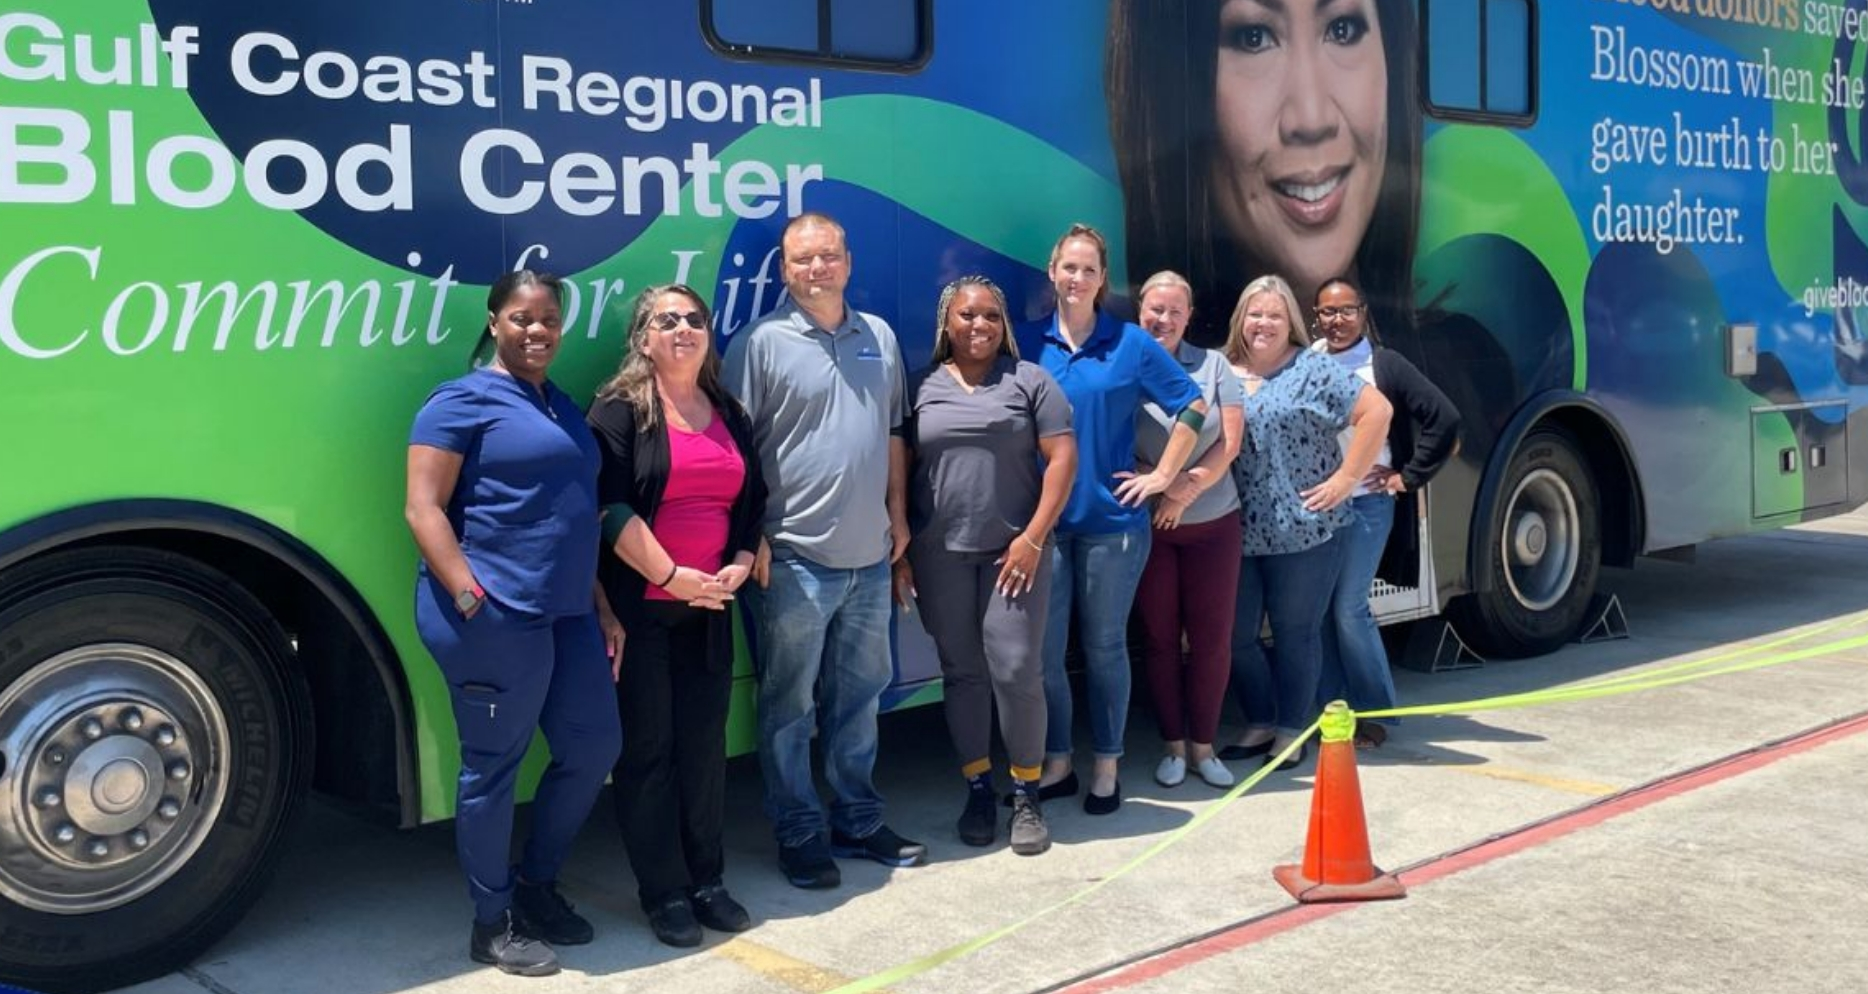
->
xmin=944 ymin=285 xmax=1006 ymax=364
xmin=1049 ymin=237 xmax=1106 ymax=311
xmin=488 ymin=282 xmax=564 ymax=383
xmin=1140 ymin=285 xmax=1193 ymax=354
xmin=1314 ymin=281 xmax=1368 ymax=352
xmin=1211 ymin=0 xmax=1387 ymax=302
xmin=642 ymin=290 xmax=712 ymax=372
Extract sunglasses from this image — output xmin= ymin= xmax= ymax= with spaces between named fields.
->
xmin=649 ymin=311 xmax=708 ymax=332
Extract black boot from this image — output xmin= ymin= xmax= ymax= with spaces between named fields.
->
xmin=513 ymin=878 xmax=594 ymax=945
xmin=958 ymin=775 xmax=997 ymax=847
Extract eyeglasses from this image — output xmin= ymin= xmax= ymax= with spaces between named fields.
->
xmin=649 ymin=311 xmax=707 ymax=332
xmin=1315 ymin=304 xmax=1365 ymax=320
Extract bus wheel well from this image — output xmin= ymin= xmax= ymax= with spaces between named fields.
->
xmin=1534 ymin=407 xmax=1644 ymax=569
xmin=44 ymin=526 xmax=413 ymax=824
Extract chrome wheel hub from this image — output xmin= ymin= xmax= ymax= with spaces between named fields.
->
xmin=1512 ymin=511 xmax=1549 ymax=564
xmin=1 ymin=644 xmax=228 ymax=913
xmin=1501 ymin=468 xmax=1580 ymax=613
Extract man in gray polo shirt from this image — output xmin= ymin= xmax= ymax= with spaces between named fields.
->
xmin=723 ymin=212 xmax=927 ymax=889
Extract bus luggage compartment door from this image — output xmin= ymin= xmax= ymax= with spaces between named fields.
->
xmin=1751 ymin=402 xmax=1849 ymax=519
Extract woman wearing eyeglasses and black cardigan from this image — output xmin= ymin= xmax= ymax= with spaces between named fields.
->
xmin=1309 ymin=276 xmax=1459 ymax=748
xmin=586 ymin=284 xmax=766 ymax=948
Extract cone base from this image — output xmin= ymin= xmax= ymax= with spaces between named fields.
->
xmin=1272 ymin=863 xmax=1407 ymax=903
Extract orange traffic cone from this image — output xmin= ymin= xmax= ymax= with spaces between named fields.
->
xmin=1272 ymin=701 xmax=1406 ymax=903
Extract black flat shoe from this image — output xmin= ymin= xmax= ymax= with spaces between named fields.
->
xmin=1218 ymin=739 xmax=1273 ymax=761
xmin=690 ymin=884 xmax=752 ymax=933
xmin=1005 ymin=771 xmax=1078 ymax=806
xmin=1082 ymin=781 xmax=1121 ymax=816
xmin=647 ymin=895 xmax=702 ymax=948
xmin=1265 ymin=744 xmax=1306 ymax=772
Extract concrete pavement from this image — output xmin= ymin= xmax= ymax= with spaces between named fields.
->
xmin=117 ymin=509 xmax=1868 ymax=994
xmin=1068 ymin=724 xmax=1868 ymax=994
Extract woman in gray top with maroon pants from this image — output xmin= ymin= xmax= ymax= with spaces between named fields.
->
xmin=896 ymin=276 xmax=1077 ymax=856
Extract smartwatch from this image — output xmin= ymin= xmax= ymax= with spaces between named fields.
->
xmin=455 ymin=584 xmax=485 ymax=616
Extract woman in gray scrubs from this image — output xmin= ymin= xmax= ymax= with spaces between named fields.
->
xmin=896 ymin=276 xmax=1077 ymax=856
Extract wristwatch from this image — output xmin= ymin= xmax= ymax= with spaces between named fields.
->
xmin=455 ymin=584 xmax=485 ymax=616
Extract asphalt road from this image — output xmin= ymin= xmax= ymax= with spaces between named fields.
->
xmin=115 ymin=509 xmax=1868 ymax=994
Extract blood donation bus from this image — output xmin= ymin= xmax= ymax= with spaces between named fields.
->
xmin=3 ymin=0 xmax=1865 ymax=989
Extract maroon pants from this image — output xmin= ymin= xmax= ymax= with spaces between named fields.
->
xmin=1135 ymin=510 xmax=1242 ymax=745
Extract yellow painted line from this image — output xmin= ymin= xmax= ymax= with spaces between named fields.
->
xmin=715 ymin=936 xmax=893 ymax=994
xmin=1438 ymin=763 xmax=1619 ymax=797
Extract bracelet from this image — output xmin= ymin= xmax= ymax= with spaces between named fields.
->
xmin=655 ymin=562 xmax=679 ymax=588
xmin=1020 ymin=533 xmax=1046 ymax=553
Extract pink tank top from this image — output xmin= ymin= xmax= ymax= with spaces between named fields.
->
xmin=647 ymin=414 xmax=744 ymax=601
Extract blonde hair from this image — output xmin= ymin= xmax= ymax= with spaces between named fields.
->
xmin=1048 ymin=223 xmax=1111 ymax=309
xmin=1225 ymin=275 xmax=1310 ymax=366
xmin=930 ymin=275 xmax=1018 ymax=365
xmin=1136 ymin=270 xmax=1195 ymax=311
xmin=596 ymin=284 xmax=724 ymax=430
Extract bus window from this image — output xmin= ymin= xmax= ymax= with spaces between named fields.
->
xmin=1484 ymin=0 xmax=1533 ymax=116
xmin=703 ymin=0 xmax=932 ymax=71
xmin=1424 ymin=0 xmax=1536 ymax=124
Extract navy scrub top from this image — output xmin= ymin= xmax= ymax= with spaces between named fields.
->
xmin=410 ymin=368 xmax=601 ymax=617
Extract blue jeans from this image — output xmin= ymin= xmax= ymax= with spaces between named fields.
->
xmin=1229 ymin=535 xmax=1346 ymax=739
xmin=745 ymin=553 xmax=892 ymax=848
xmin=1317 ymin=495 xmax=1400 ymax=723
xmin=1043 ymin=527 xmax=1152 ymax=759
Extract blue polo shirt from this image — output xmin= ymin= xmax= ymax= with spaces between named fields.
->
xmin=409 ymin=368 xmax=601 ymax=616
xmin=1016 ymin=310 xmax=1201 ymax=535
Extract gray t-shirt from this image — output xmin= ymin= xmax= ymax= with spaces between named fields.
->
xmin=1137 ymin=341 xmax=1245 ymax=525
xmin=723 ymin=297 xmax=906 ymax=569
xmin=906 ymin=355 xmax=1073 ymax=554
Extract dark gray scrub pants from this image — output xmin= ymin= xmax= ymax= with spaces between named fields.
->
xmin=908 ymin=538 xmax=1050 ymax=776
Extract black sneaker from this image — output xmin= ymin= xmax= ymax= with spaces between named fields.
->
xmin=1008 ymin=794 xmax=1051 ymax=856
xmin=646 ymin=894 xmax=703 ymax=948
xmin=1003 ymin=771 xmax=1079 ymax=807
xmin=513 ymin=878 xmax=594 ymax=946
xmin=958 ymin=787 xmax=997 ymax=847
xmin=470 ymin=910 xmax=560 ymax=977
xmin=778 ymin=835 xmax=842 ymax=889
xmin=830 ymin=825 xmax=928 ymax=867
xmin=690 ymin=883 xmax=753 ymax=933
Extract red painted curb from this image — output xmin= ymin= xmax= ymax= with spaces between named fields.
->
xmin=1056 ymin=711 xmax=1868 ymax=994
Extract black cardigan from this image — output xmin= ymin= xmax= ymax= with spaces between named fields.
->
xmin=586 ymin=388 xmax=767 ymax=627
xmin=1371 ymin=347 xmax=1461 ymax=588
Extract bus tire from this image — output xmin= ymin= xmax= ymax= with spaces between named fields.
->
xmin=0 ymin=547 xmax=311 ymax=994
xmin=1450 ymin=427 xmax=1603 ymax=658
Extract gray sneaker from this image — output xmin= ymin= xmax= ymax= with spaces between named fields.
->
xmin=470 ymin=910 xmax=560 ymax=977
xmin=1008 ymin=794 xmax=1051 ymax=856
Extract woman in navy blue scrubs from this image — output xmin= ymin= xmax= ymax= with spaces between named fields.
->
xmin=405 ymin=271 xmax=624 ymax=978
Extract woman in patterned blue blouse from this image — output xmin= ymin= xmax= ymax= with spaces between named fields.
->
xmin=1220 ymin=275 xmax=1391 ymax=770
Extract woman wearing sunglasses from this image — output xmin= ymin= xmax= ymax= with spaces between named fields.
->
xmin=587 ymin=285 xmax=766 ymax=947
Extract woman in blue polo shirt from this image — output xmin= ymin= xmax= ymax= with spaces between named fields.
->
xmin=1014 ymin=224 xmax=1206 ymax=815
xmin=405 ymin=270 xmax=624 ymax=978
